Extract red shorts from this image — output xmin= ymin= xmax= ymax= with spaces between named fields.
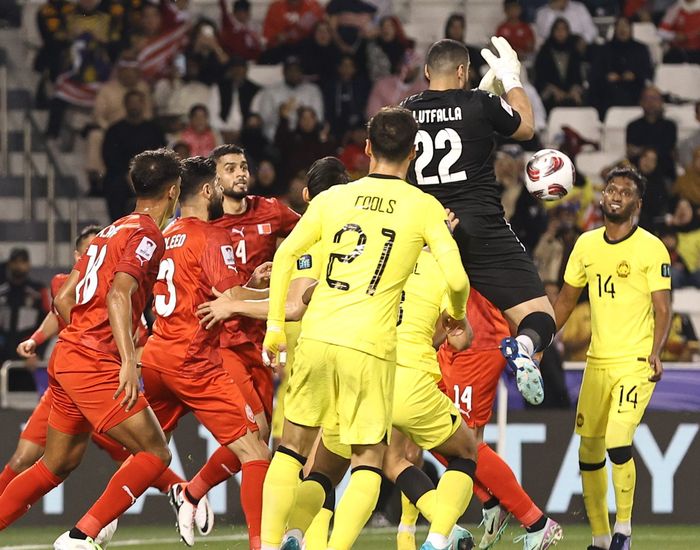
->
xmin=221 ymin=343 xmax=274 ymax=421
xmin=21 ymin=388 xmax=131 ymax=462
xmin=438 ymin=347 xmax=506 ymax=428
xmin=47 ymin=341 xmax=149 ymax=436
xmin=141 ymin=365 xmax=258 ymax=445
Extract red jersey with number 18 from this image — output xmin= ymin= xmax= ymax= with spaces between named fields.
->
xmin=140 ymin=217 xmax=245 ymax=377
xmin=59 ymin=214 xmax=164 ymax=360
xmin=212 ymin=195 xmax=300 ymax=349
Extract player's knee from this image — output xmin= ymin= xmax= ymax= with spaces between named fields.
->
xmin=607 ymin=446 xmax=633 ymax=465
xmin=579 ymin=436 xmax=606 ymax=464
xmin=150 ymin=444 xmax=172 ymax=466
xmin=8 ymin=449 xmax=42 ymax=474
xmin=517 ymin=311 xmax=556 ymax=352
xmin=276 ymin=444 xmax=308 ymax=467
xmin=305 ymin=471 xmax=334 ymax=499
xmin=446 ymin=457 xmax=476 ymax=479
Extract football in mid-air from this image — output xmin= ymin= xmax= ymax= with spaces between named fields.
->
xmin=524 ymin=149 xmax=575 ymax=201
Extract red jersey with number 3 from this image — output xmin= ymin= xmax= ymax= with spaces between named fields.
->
xmin=140 ymin=217 xmax=245 ymax=377
xmin=59 ymin=214 xmax=164 ymax=360
xmin=212 ymin=195 xmax=300 ymax=349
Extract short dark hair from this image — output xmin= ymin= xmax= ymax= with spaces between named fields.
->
xmin=306 ymin=157 xmax=350 ymax=199
xmin=604 ymin=166 xmax=647 ymax=198
xmin=129 ymin=148 xmax=182 ymax=198
xmin=123 ymin=89 xmax=144 ymax=106
xmin=180 ymin=156 xmax=217 ymax=203
xmin=210 ymin=144 xmax=246 ymax=162
xmin=367 ymin=107 xmax=418 ymax=163
xmin=189 ymin=103 xmax=208 ymax=119
xmin=427 ymin=39 xmax=470 ymax=75
xmin=75 ymin=224 xmax=102 ymax=249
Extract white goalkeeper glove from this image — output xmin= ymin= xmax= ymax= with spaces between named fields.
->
xmin=478 ymin=69 xmax=505 ymax=96
xmin=480 ymin=36 xmax=522 ymax=93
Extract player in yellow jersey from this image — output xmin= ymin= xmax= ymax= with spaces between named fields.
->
xmin=260 ymin=107 xmax=470 ymax=550
xmin=554 ymin=167 xmax=672 ymax=550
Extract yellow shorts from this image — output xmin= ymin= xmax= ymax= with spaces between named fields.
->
xmin=284 ymin=338 xmax=395 ymax=446
xmin=391 ymin=365 xmax=461 ymax=450
xmin=575 ymin=358 xmax=656 ymax=445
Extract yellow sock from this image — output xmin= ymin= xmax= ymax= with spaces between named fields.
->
xmin=261 ymin=451 xmax=304 ymax=548
xmin=327 ymin=468 xmax=381 ymax=550
xmin=305 ymin=507 xmax=333 ymax=550
xmin=581 ymin=466 xmax=611 ymax=537
xmin=612 ymin=458 xmax=636 ymax=525
xmin=415 ymin=489 xmax=436 ymax=523
xmin=400 ymin=492 xmax=419 ymax=527
xmin=287 ymin=477 xmax=327 ymax=533
xmin=428 ymin=470 xmax=473 ymax=538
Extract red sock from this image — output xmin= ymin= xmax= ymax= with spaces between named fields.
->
xmin=241 ymin=459 xmax=269 ymax=550
xmin=0 ymin=465 xmax=19 ymax=496
xmin=150 ymin=467 xmax=185 ymax=494
xmin=0 ymin=460 xmax=61 ymax=529
xmin=187 ymin=445 xmax=242 ymax=501
xmin=475 ymin=443 xmax=543 ymax=527
xmin=473 ymin=478 xmax=492 ymax=504
xmin=76 ymin=452 xmax=167 ymax=537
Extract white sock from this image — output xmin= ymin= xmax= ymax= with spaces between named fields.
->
xmin=614 ymin=520 xmax=632 ymax=536
xmin=515 ymin=334 xmax=535 ymax=357
xmin=592 ymin=534 xmax=612 ymax=548
xmin=284 ymin=528 xmax=303 ymax=542
xmin=398 ymin=523 xmax=416 ymax=534
xmin=426 ymin=532 xmax=449 ymax=549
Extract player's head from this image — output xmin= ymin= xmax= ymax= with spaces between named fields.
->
xmin=128 ymin=148 xmax=182 ymax=226
xmin=425 ymin=39 xmax=470 ymax=90
xmin=180 ymin=156 xmax=224 ymax=221
xmin=601 ymin=166 xmax=646 ymax=223
xmin=304 ymin=157 xmax=350 ymax=202
xmin=74 ymin=224 xmax=101 ymax=260
xmin=210 ymin=144 xmax=249 ymax=200
xmin=366 ymin=107 xmax=418 ymax=166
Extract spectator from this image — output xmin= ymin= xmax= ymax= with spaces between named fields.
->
xmin=673 ymin=145 xmax=700 ymax=207
xmin=274 ymin=105 xmax=337 ymax=185
xmin=339 ymin=124 xmax=370 ymax=178
xmin=679 ymin=101 xmax=700 ymax=167
xmin=299 ymin=20 xmax=343 ymax=82
xmin=261 ymin=0 xmax=325 ymax=61
xmin=589 ymin=16 xmax=654 ymax=117
xmin=626 ymin=85 xmax=678 ymax=179
xmin=251 ymin=55 xmax=324 ymax=140
xmin=326 ymin=0 xmax=377 ymax=55
xmin=534 ymin=17 xmax=585 ymax=111
xmin=322 ymin=55 xmax=370 ymax=137
xmin=534 ymin=0 xmax=598 ymax=44
xmin=444 ymin=13 xmax=487 ymax=88
xmin=208 ymin=57 xmax=261 ymax=142
xmin=102 ymin=90 xmax=165 ymax=220
xmin=635 ymin=147 xmax=672 ymax=228
xmin=623 ymin=0 xmax=677 ymax=22
xmin=178 ymin=104 xmax=222 ymax=157
xmin=365 ymin=49 xmax=425 ymax=118
xmin=496 ymin=0 xmax=536 ymax=58
xmin=663 ymin=308 xmax=700 ymax=360
xmin=534 ymin=213 xmax=565 ymax=288
xmin=155 ymin=57 xmax=211 ymax=125
xmin=659 ymin=0 xmax=700 ymax=63
xmin=366 ymin=15 xmax=410 ymax=81
xmin=252 ymin=159 xmax=287 ymax=196
xmin=660 ymin=229 xmax=698 ymax=288
xmin=172 ymin=140 xmax=192 ymax=160
xmin=0 ymin=249 xmax=50 ymax=367
xmin=218 ymin=0 xmax=263 ymax=61
xmin=240 ymin=113 xmax=279 ymax=166
xmin=184 ymin=20 xmax=230 ymax=86
xmin=560 ymin=292 xmax=591 ymax=360
xmin=86 ymin=56 xmax=153 ymax=187
xmin=34 ymin=0 xmax=74 ymax=99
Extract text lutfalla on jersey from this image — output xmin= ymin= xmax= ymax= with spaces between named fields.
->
xmin=412 ymin=107 xmax=463 ymax=124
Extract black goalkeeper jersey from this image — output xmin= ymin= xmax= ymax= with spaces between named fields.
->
xmin=401 ymin=88 xmax=521 ymax=222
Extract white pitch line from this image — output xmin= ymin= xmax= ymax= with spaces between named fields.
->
xmin=1 ymin=533 xmax=249 ymax=550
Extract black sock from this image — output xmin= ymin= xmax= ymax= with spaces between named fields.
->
xmin=69 ymin=527 xmax=88 ymax=540
xmin=517 ymin=311 xmax=556 ymax=353
xmin=483 ymin=497 xmax=499 ymax=510
xmin=185 ymin=487 xmax=201 ymax=505
xmin=526 ymin=515 xmax=547 ymax=533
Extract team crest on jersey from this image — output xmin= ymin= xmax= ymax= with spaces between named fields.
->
xmin=135 ymin=237 xmax=157 ymax=265
xmin=257 ymin=223 xmax=272 ymax=235
xmin=297 ymin=254 xmax=312 ymax=270
xmin=661 ymin=263 xmax=671 ymax=278
xmin=576 ymin=413 xmax=584 ymax=427
xmin=616 ymin=260 xmax=630 ymax=278
xmin=221 ymin=245 xmax=237 ymax=268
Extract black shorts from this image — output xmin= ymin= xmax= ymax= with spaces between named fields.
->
xmin=453 ymin=213 xmax=545 ymax=311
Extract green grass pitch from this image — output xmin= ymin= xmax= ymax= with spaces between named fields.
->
xmin=2 ymin=523 xmax=699 ymax=549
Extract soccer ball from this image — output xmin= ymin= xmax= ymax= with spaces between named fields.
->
xmin=524 ymin=149 xmax=575 ymax=201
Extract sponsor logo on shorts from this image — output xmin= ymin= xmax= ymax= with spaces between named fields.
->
xmin=245 ymin=404 xmax=256 ymax=424
xmin=297 ymin=254 xmax=312 ymax=270
xmin=576 ymin=413 xmax=584 ymax=427
xmin=661 ymin=263 xmax=671 ymax=278
xmin=616 ymin=260 xmax=630 ymax=278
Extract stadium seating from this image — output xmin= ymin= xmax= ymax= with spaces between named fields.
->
xmin=655 ymin=64 xmax=700 ymax=102
xmin=632 ymin=22 xmax=663 ymax=66
xmin=574 ymin=151 xmax=621 ymax=184
xmin=545 ymin=106 xmax=601 ymax=146
xmin=603 ymin=106 xmax=643 ymax=156
xmin=665 ymin=103 xmax=700 ymax=142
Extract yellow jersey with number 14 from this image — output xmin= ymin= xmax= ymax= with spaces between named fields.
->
xmin=268 ymin=174 xmax=468 ymax=361
xmin=563 ymin=226 xmax=671 ymax=363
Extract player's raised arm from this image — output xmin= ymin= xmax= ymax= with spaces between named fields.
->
xmin=480 ymin=36 xmax=534 ymax=141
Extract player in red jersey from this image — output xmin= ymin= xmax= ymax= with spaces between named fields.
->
xmin=3 ymin=226 xmax=187 ymax=508
xmin=139 ymin=157 xmax=270 ymax=550
xmin=208 ymin=144 xmax=300 ymax=442
xmin=0 ymin=149 xmax=181 ymax=549
xmin=437 ymin=289 xmax=561 ymax=549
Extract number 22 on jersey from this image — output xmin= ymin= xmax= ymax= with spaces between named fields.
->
xmin=414 ymin=128 xmax=466 ymax=185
